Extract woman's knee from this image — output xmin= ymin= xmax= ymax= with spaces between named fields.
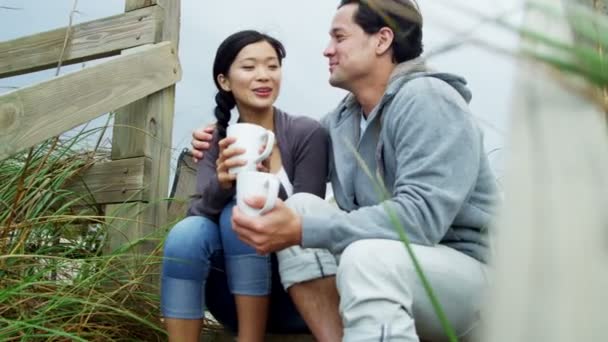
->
xmin=164 ymin=216 xmax=220 ymax=259
xmin=218 ymin=201 xmax=258 ymax=256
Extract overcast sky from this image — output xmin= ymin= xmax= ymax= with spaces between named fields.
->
xmin=1 ymin=0 xmax=524 ymax=177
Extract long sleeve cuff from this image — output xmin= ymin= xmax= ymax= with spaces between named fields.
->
xmin=301 ymin=214 xmax=332 ymax=250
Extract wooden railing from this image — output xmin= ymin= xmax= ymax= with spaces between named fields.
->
xmin=0 ymin=0 xmax=181 ymax=253
xmin=0 ymin=6 xmax=162 ymax=79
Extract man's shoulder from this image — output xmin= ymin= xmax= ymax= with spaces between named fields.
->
xmin=382 ymin=74 xmax=478 ymax=141
xmin=385 ymin=76 xmax=470 ymax=126
xmin=391 ymin=73 xmax=471 ymax=107
xmin=392 ymin=75 xmax=450 ymax=101
xmin=382 ymin=77 xmax=432 ymax=124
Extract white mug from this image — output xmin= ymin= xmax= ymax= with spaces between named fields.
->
xmin=226 ymin=123 xmax=275 ymax=174
xmin=236 ymin=171 xmax=280 ymax=216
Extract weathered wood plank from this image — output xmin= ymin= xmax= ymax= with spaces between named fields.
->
xmin=126 ymin=0 xmax=157 ymax=12
xmin=480 ymin=1 xmax=608 ymax=341
xmin=0 ymin=6 xmax=162 ymax=79
xmin=157 ymin=0 xmax=180 ymax=49
xmin=0 ymin=41 xmax=181 ymax=160
xmin=64 ymin=157 xmax=150 ymax=205
xmin=104 ymin=202 xmax=156 ymax=254
xmin=201 ymin=330 xmax=314 ymax=342
xmin=111 ymin=0 xmax=180 ymax=160
xmin=109 ymin=0 xmax=181 ymax=251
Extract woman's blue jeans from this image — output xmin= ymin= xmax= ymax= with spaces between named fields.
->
xmin=161 ymin=200 xmax=307 ymax=333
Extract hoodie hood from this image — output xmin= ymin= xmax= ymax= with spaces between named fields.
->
xmin=337 ymin=58 xmax=473 ymax=116
xmin=386 ymin=58 xmax=473 ymax=103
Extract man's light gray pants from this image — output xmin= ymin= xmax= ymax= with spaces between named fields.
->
xmin=277 ymin=193 xmax=488 ymax=342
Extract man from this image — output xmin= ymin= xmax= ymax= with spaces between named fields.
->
xmin=191 ymin=1 xmax=498 ymax=341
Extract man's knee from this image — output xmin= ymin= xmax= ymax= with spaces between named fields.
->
xmin=337 ymin=240 xmax=375 ymax=286
xmin=337 ymin=240 xmax=420 ymax=339
xmin=284 ymin=192 xmax=325 ymax=214
xmin=337 ymin=239 xmax=415 ymax=288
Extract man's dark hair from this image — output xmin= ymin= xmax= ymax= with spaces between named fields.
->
xmin=339 ymin=0 xmax=423 ymax=63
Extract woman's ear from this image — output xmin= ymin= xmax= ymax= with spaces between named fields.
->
xmin=217 ymin=74 xmax=231 ymax=92
xmin=376 ymin=27 xmax=395 ymax=56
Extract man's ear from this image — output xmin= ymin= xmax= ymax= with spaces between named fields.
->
xmin=217 ymin=74 xmax=231 ymax=92
xmin=376 ymin=27 xmax=395 ymax=56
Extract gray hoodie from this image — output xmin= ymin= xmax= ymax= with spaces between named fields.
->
xmin=301 ymin=60 xmax=499 ymax=262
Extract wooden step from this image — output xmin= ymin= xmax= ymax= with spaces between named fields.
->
xmin=201 ymin=329 xmax=314 ymax=342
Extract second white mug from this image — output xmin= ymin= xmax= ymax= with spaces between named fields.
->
xmin=236 ymin=171 xmax=280 ymax=216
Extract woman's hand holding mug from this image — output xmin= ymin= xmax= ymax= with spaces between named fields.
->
xmin=216 ymin=137 xmax=246 ymax=189
xmin=193 ymin=123 xmax=275 ymax=188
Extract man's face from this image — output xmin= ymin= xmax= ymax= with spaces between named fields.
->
xmin=323 ymin=4 xmax=377 ymax=90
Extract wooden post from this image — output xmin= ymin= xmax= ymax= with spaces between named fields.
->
xmin=479 ymin=1 xmax=608 ymax=341
xmin=106 ymin=0 xmax=180 ymax=257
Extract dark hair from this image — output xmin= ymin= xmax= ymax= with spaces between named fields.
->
xmin=339 ymin=0 xmax=423 ymax=63
xmin=212 ymin=30 xmax=286 ymax=138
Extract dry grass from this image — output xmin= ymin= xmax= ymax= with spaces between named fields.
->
xmin=0 ymin=128 xmax=169 ymax=341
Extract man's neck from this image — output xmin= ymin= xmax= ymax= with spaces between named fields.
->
xmin=352 ymin=62 xmax=396 ymax=117
xmin=238 ymin=107 xmax=275 ymax=131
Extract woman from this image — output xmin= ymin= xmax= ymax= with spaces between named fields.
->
xmin=161 ymin=30 xmax=329 ymax=342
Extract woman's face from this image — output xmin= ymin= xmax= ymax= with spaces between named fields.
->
xmin=218 ymin=41 xmax=282 ymax=113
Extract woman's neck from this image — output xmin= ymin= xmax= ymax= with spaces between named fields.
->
xmin=237 ymin=106 xmax=275 ymax=131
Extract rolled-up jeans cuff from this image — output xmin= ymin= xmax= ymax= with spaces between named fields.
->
xmin=225 ymin=254 xmax=271 ymax=295
xmin=161 ymin=276 xmax=206 ymax=319
xmin=277 ymin=246 xmax=337 ymax=290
